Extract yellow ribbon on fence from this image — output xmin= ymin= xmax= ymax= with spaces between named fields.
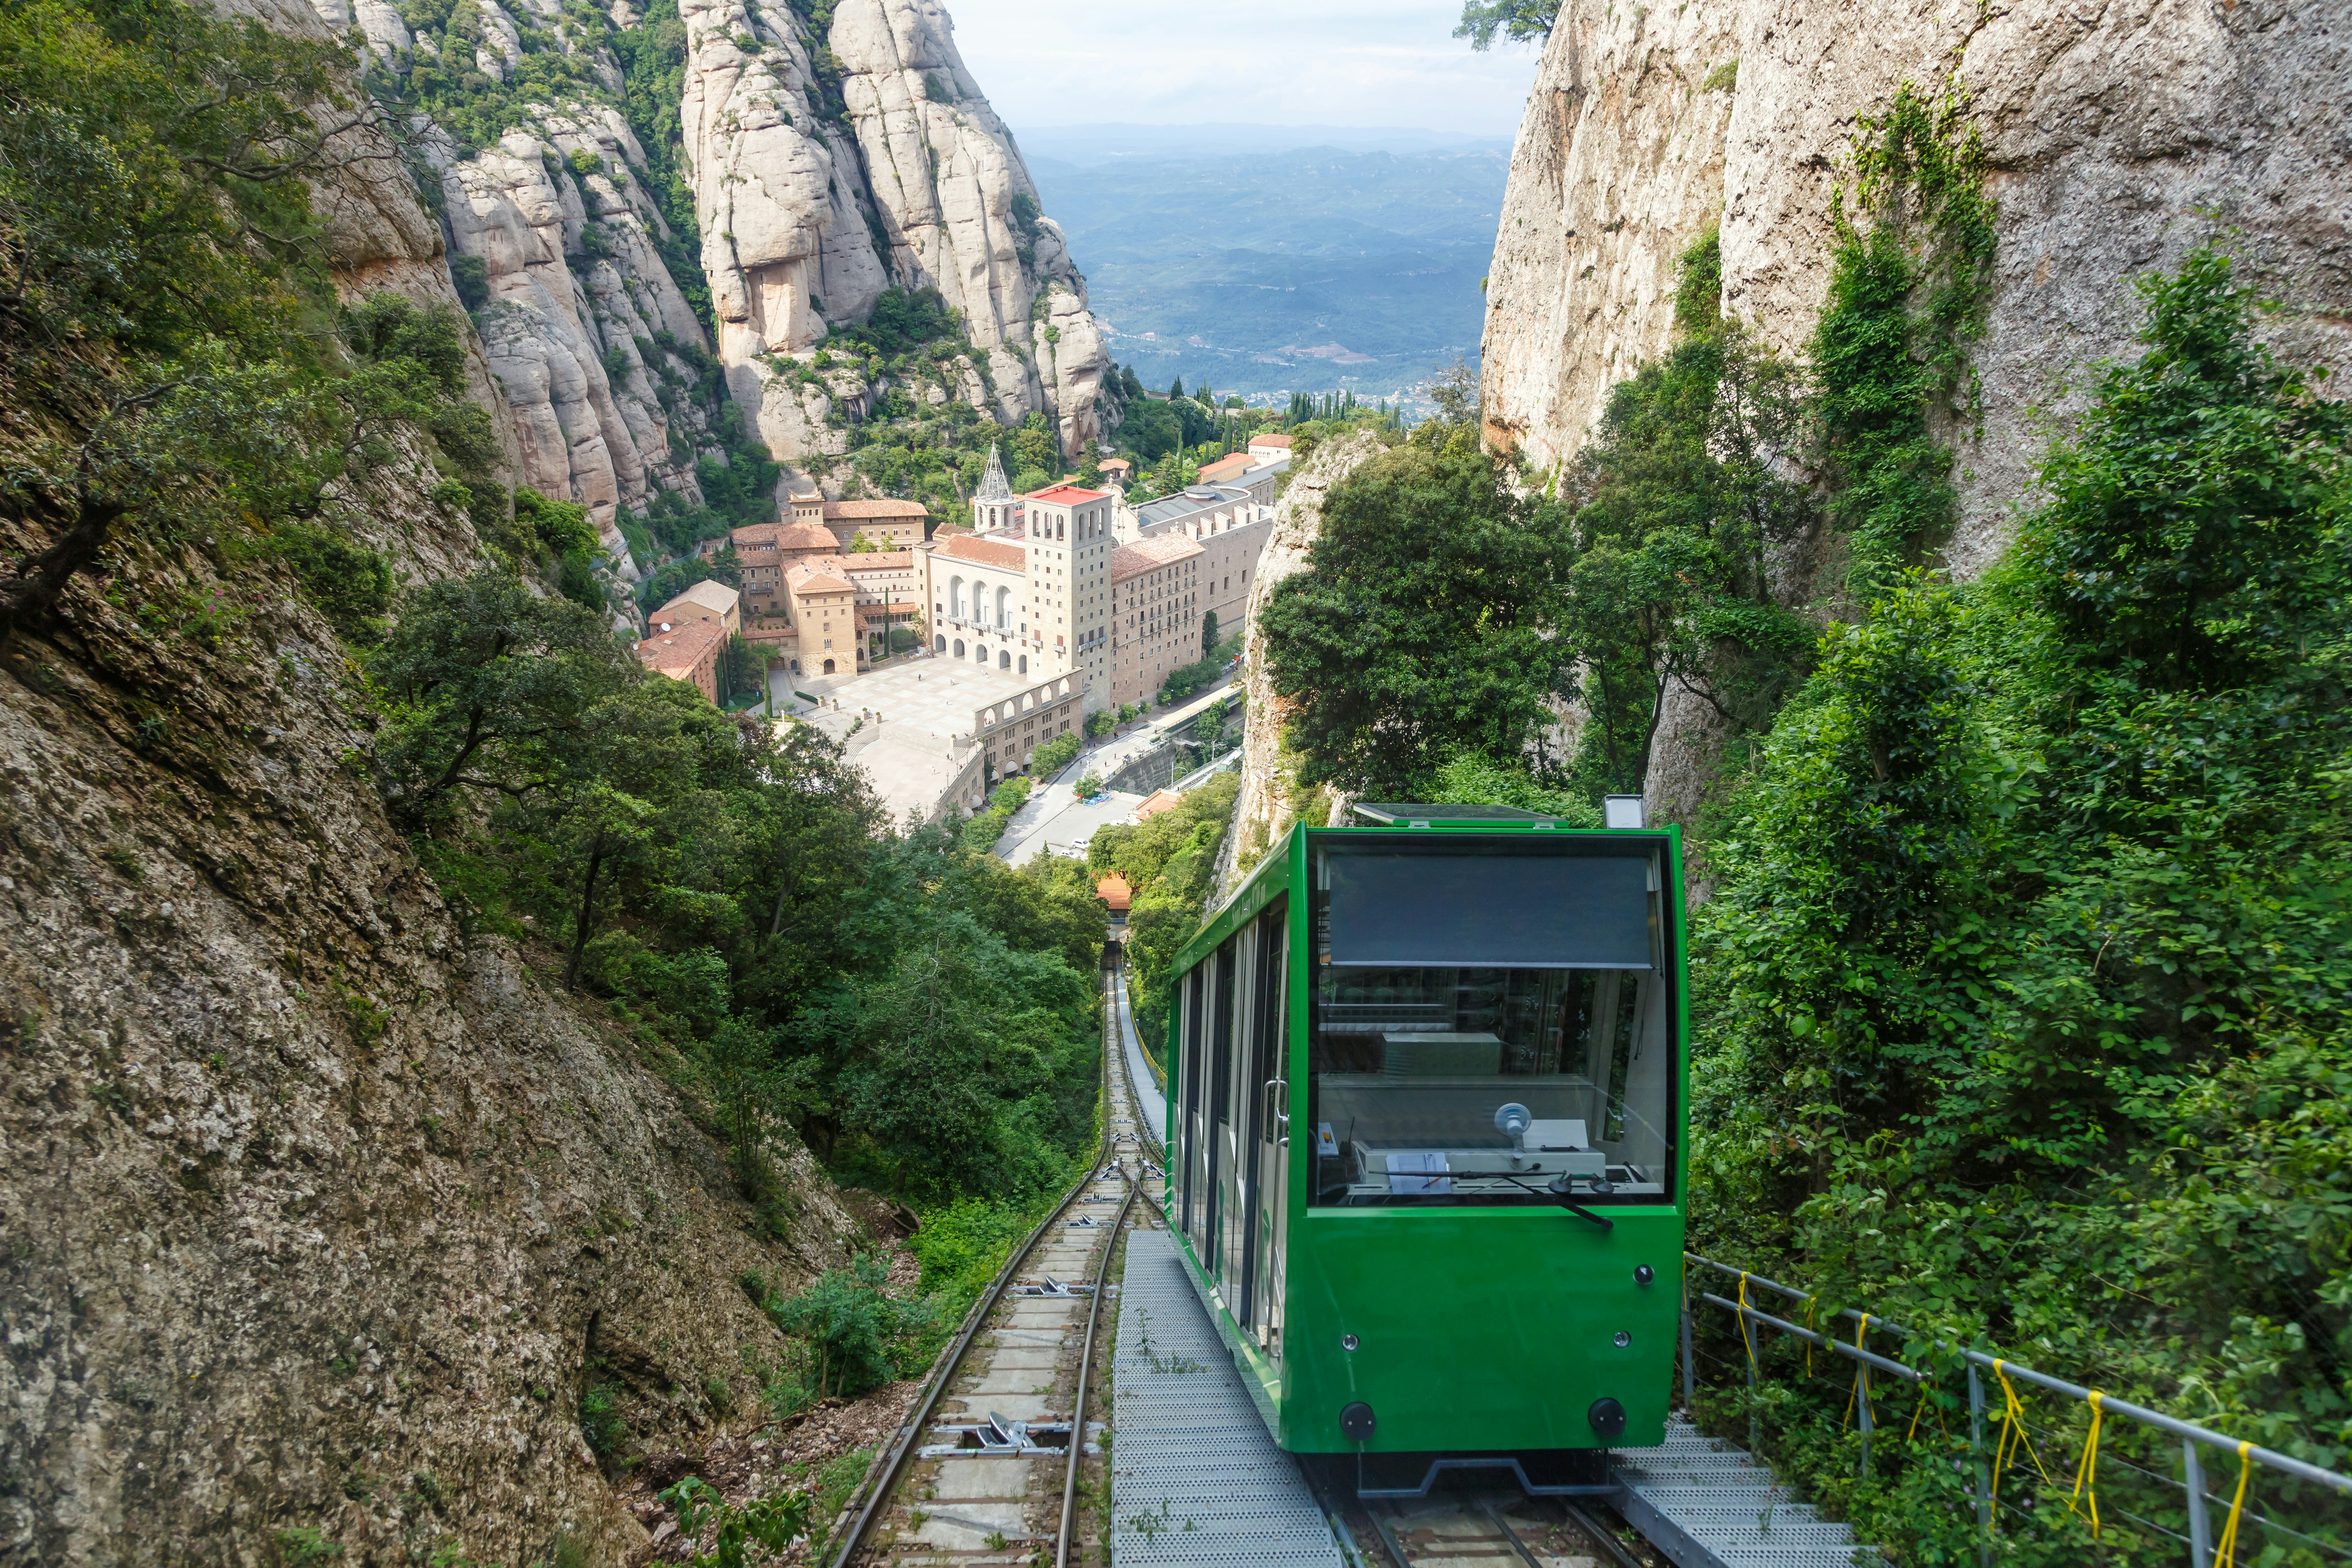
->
xmin=1989 ymin=1360 xmax=2057 ymax=1505
xmin=1907 ymin=1377 xmax=1936 ymax=1443
xmin=2067 ymin=1391 xmax=2106 ymax=1537
xmin=1842 ymin=1314 xmax=1872 ymax=1429
xmin=2212 ymin=1440 xmax=2254 ymax=1568
xmin=1737 ymin=1273 xmax=1757 ymax=1377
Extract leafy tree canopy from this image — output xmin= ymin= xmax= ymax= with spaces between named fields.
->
xmin=1453 ymin=0 xmax=1559 ymax=49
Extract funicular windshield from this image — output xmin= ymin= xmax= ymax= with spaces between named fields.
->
xmin=1307 ymin=838 xmax=1675 ymax=1208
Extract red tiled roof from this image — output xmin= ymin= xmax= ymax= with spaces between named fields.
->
xmin=1025 ymin=483 xmax=1111 ymax=504
xmin=1134 ymin=788 xmax=1185 ymax=821
xmin=1096 ymin=873 xmax=1132 ymax=912
xmin=635 ymin=617 xmax=724 ymax=676
xmin=1250 ymin=432 xmax=1293 ymax=448
xmin=840 ymin=551 xmax=915 ymax=570
xmin=786 ymin=561 xmax=855 ymax=594
xmin=776 ymin=519 xmax=842 ymax=550
xmin=935 ymin=533 xmax=1026 ymax=570
xmin=825 ymin=498 xmax=928 ymax=519
xmin=1111 ymin=534 xmax=1203 ymax=582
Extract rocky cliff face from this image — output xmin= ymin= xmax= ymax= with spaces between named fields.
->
xmin=1484 ymin=0 xmax=2352 ymax=571
xmin=679 ymin=0 xmax=1109 ymax=466
xmin=435 ymin=109 xmax=716 ymax=566
xmin=1481 ymin=0 xmax=2352 ymax=814
xmin=339 ymin=0 xmax=1108 ymax=550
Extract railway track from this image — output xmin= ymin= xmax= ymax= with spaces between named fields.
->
xmin=1347 ymin=1492 xmax=1653 ymax=1568
xmin=829 ymin=960 xmax=1161 ymax=1568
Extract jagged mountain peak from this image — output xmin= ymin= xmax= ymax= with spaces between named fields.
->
xmin=334 ymin=0 xmax=1107 ymax=553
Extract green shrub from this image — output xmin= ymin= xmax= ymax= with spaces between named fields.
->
xmin=274 ymin=1527 xmax=343 ymax=1566
xmin=758 ymin=1255 xmax=933 ymax=1400
xmin=1428 ymin=751 xmax=1599 ymax=825
xmin=960 ymin=775 xmax=1031 ymax=850
xmin=578 ymin=1378 xmax=629 ymax=1462
xmin=448 ymin=253 xmax=490 ymax=312
xmin=659 ymin=1476 xmax=813 ymax=1568
xmin=1032 ymin=731 xmax=1081 ymax=774
xmin=272 ymin=523 xmax=394 ymax=644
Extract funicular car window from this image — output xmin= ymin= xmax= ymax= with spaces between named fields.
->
xmin=1307 ymin=840 xmax=1675 ymax=1208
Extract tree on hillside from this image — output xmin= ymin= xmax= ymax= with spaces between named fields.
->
xmin=1259 ymin=444 xmax=1562 ymax=799
xmin=1454 ymin=1 xmax=1559 ymax=49
xmin=1200 ymin=610 xmax=1219 ymax=661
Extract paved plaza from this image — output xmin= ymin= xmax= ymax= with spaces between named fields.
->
xmin=760 ymin=650 xmax=1239 ymax=840
xmin=795 ymin=653 xmax=1035 ymax=741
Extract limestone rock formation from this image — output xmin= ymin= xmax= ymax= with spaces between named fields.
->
xmin=1481 ymin=0 xmax=2352 ymax=817
xmin=433 ymin=108 xmax=716 ymax=568
xmin=678 ymin=0 xmax=1111 ymax=461
xmin=1484 ymin=0 xmax=2352 ymax=579
xmin=1211 ymin=432 xmax=1388 ymax=902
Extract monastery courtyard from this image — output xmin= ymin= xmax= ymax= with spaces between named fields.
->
xmin=784 ymin=652 xmax=1047 ymax=827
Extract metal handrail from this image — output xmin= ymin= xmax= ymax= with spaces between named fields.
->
xmin=1695 ymin=1292 xmax=1923 ymax=1382
xmin=1683 ymin=1250 xmax=2352 ymax=1568
xmin=1686 ymin=1252 xmax=2352 ymax=1497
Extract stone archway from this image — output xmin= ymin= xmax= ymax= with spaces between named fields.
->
xmin=822 ymin=658 xmax=836 ymax=674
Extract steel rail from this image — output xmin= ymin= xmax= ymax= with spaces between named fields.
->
xmin=1686 ymin=1251 xmax=2352 ymax=1497
xmin=1056 ymin=1171 xmax=1140 ymax=1568
xmin=1555 ymin=1501 xmax=1647 ymax=1568
xmin=824 ymin=981 xmax=1131 ymax=1568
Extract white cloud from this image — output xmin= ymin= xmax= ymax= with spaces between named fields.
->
xmin=939 ymin=0 xmax=1545 ymax=136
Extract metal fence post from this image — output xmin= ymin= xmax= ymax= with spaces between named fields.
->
xmin=1968 ymin=1364 xmax=1991 ymax=1568
xmin=2184 ymin=1435 xmax=2212 ymax=1568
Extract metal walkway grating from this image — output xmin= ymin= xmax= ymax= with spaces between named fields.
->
xmin=1614 ymin=1418 xmax=1880 ymax=1568
xmin=1112 ymin=1231 xmax=1343 ymax=1568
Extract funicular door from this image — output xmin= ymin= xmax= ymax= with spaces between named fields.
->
xmin=1180 ymin=967 xmax=1209 ymax=1261
xmin=1246 ymin=900 xmax=1290 ymax=1361
xmin=1205 ymin=939 xmax=1238 ymax=1279
xmin=1218 ymin=927 xmax=1252 ymax=1298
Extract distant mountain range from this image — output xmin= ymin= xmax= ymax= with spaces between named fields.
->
xmin=1020 ymin=126 xmax=1512 ymax=405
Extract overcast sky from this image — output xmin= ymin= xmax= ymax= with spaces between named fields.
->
xmin=942 ymin=0 xmax=1546 ymax=138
